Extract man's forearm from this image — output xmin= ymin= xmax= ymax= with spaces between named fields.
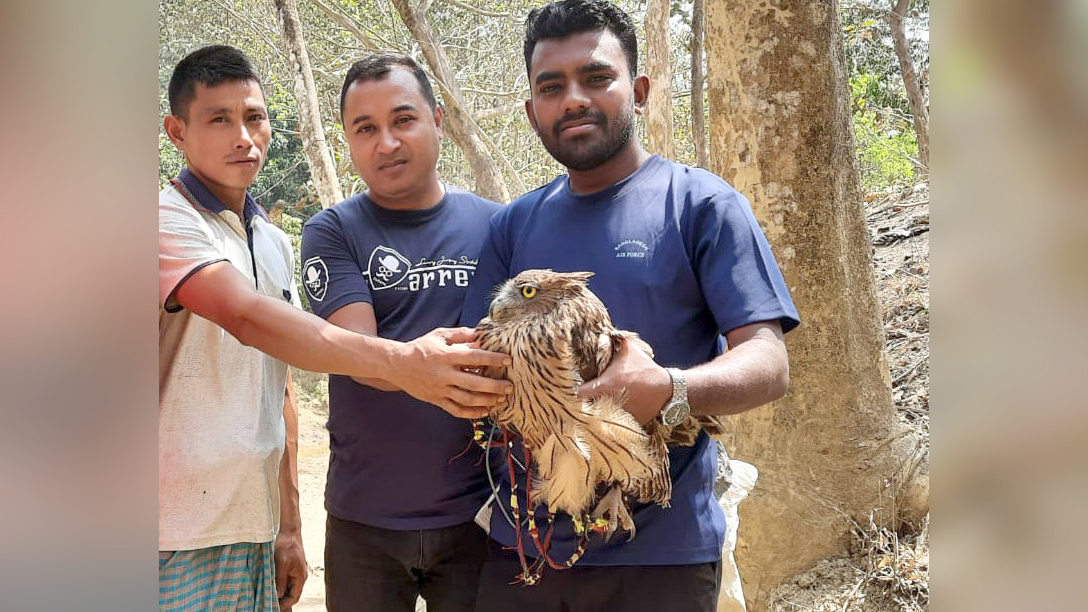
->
xmin=349 ymin=376 xmax=399 ymax=391
xmin=275 ymin=374 xmax=307 ymax=609
xmin=175 ymin=261 xmax=511 ymax=415
xmin=279 ymin=371 xmax=301 ymax=535
xmin=687 ymin=328 xmax=789 ymax=416
xmin=578 ymin=321 xmax=789 ymax=424
xmin=230 ymin=292 xmax=404 ymax=380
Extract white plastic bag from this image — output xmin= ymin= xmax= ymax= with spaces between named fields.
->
xmin=717 ymin=460 xmax=758 ymax=612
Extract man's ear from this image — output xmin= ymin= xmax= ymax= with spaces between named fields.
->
xmin=163 ymin=115 xmax=187 ymax=150
xmin=524 ymin=98 xmax=540 ymax=133
xmin=632 ymin=75 xmax=650 ymax=115
xmin=433 ymin=104 xmax=444 ymax=136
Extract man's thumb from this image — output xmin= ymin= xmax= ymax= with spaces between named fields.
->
xmin=439 ymin=327 xmax=477 ymax=344
xmin=576 ymin=379 xmax=600 ymax=398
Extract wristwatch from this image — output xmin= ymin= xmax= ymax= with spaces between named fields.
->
xmin=659 ymin=368 xmax=690 ymax=427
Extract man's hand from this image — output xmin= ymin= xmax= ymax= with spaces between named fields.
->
xmin=389 ymin=327 xmax=513 ymax=419
xmin=274 ymin=529 xmax=307 ymax=611
xmin=577 ymin=337 xmax=671 ymax=426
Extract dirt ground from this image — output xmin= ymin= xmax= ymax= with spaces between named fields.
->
xmin=288 ymin=182 xmax=930 ymax=612
xmin=292 ymin=377 xmax=332 ymax=612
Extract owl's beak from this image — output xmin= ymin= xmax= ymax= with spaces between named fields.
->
xmin=488 ymin=294 xmax=510 ymax=320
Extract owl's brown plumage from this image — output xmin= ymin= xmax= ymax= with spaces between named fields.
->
xmin=475 ymin=269 xmax=725 ymax=544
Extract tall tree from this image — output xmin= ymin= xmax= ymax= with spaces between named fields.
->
xmin=644 ymin=0 xmax=675 ymax=158
xmin=705 ymin=0 xmax=928 ymax=609
xmin=272 ymin=0 xmax=344 ymax=209
xmin=391 ymin=0 xmax=514 ymax=202
xmin=691 ymin=0 xmax=708 ymax=168
xmin=889 ymin=0 xmax=929 ymax=172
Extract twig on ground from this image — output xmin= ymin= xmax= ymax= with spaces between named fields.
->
xmin=867 ymin=199 xmax=931 ymax=218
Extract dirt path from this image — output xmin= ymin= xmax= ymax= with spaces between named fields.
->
xmin=294 ymin=396 xmax=330 ymax=612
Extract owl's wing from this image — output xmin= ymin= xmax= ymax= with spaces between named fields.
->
xmin=664 ymin=414 xmax=729 ymax=447
xmin=568 ymin=321 xmax=608 ymax=383
xmin=696 ymin=414 xmax=729 ymax=437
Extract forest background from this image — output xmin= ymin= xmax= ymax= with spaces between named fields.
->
xmin=159 ymin=0 xmax=928 ymax=259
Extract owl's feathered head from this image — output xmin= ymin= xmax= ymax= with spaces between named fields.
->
xmin=487 ymin=269 xmax=600 ymax=323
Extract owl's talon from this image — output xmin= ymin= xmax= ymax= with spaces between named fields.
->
xmin=589 ymin=486 xmax=636 ymax=541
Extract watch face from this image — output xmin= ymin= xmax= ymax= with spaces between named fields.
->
xmin=663 ymin=401 xmax=688 ymax=426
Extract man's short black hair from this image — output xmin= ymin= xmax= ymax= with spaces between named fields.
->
xmin=340 ymin=53 xmax=438 ymax=117
xmin=168 ymin=45 xmax=263 ymax=120
xmin=523 ymin=0 xmax=639 ymax=77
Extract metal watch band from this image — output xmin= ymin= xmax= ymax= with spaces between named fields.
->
xmin=662 ymin=367 xmax=689 ymax=426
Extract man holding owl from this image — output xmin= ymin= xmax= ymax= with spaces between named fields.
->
xmin=460 ymin=1 xmax=801 ymax=610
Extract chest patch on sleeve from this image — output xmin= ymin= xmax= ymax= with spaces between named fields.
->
xmin=303 ymin=256 xmax=329 ymax=302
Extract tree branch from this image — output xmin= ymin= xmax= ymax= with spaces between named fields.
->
xmin=691 ymin=0 xmax=707 ymax=168
xmin=439 ymin=0 xmax=517 ymax=19
xmin=208 ymin=0 xmax=281 ymax=52
xmin=460 ymin=86 xmax=527 ymax=98
xmin=273 ymin=0 xmax=344 ymax=209
xmin=308 ymin=0 xmax=378 ymax=51
xmin=393 ymin=0 xmax=521 ymax=200
xmin=888 ymin=0 xmax=929 ymax=171
xmin=474 ymin=101 xmax=524 ymax=122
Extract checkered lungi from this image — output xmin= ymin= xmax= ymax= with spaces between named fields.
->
xmin=159 ymin=541 xmax=278 ymax=611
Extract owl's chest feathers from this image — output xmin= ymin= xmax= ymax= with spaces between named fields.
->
xmin=486 ymin=323 xmax=592 ymax=447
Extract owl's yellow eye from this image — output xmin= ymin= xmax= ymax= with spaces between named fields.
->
xmin=521 ymin=285 xmax=538 ymax=299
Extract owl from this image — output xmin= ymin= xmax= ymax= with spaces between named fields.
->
xmin=475 ymin=269 xmax=725 ymax=574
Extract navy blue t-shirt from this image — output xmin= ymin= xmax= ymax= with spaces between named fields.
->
xmin=301 ymin=187 xmax=502 ymax=530
xmin=460 ymin=155 xmax=799 ymax=565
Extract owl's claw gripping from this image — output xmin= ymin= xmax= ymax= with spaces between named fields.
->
xmin=589 ymin=486 xmax=636 ymax=541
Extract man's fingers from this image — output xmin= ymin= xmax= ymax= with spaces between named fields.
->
xmin=576 ymin=379 xmax=601 ymax=398
xmin=447 ymin=386 xmax=500 ymax=412
xmin=434 ymin=326 xmax=478 ymax=344
xmin=452 ymin=383 xmax=509 ymax=407
xmin=275 ymin=568 xmax=288 ymax=600
xmin=457 ymin=406 xmax=490 ymax=419
xmin=439 ymin=398 xmax=489 ymax=420
xmin=280 ymin=579 xmax=302 ymax=610
xmin=453 ymin=370 xmax=512 ymax=396
xmin=458 ymin=347 xmax=512 ymax=369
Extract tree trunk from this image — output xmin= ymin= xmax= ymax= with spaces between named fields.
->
xmin=271 ymin=0 xmax=344 ymax=209
xmin=392 ymin=0 xmax=513 ymax=202
xmin=704 ymin=1 xmax=928 ymax=609
xmin=889 ymin=0 xmax=929 ymax=173
xmin=644 ymin=0 xmax=675 ymax=158
xmin=691 ymin=0 xmax=708 ymax=169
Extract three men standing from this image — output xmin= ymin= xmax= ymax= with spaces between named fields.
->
xmin=160 ymin=3 xmax=798 ymax=610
